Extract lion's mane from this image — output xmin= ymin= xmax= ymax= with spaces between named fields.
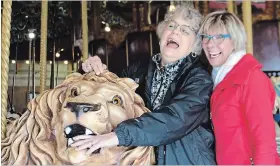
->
xmin=1 ymin=71 xmax=154 ymax=165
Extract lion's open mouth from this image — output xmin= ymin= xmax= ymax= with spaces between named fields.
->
xmin=64 ymin=124 xmax=101 ymax=154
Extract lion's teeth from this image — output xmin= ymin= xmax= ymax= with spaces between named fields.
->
xmin=85 ymin=129 xmax=93 ymax=135
xmin=68 ymin=138 xmax=74 ymax=146
xmin=65 ymin=127 xmax=71 ymax=135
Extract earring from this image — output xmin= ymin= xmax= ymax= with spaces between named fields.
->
xmin=191 ymin=52 xmax=197 ymax=57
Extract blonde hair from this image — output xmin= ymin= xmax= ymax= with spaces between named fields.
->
xmin=156 ymin=5 xmax=203 ymax=55
xmin=198 ymin=10 xmax=246 ymax=51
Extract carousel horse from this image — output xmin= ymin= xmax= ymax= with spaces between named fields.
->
xmin=1 ymin=71 xmax=155 ymax=165
xmin=271 ymin=76 xmax=280 ymax=154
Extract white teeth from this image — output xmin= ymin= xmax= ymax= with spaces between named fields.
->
xmin=209 ymin=52 xmax=221 ymax=58
xmin=68 ymin=138 xmax=74 ymax=146
xmin=65 ymin=127 xmax=71 ymax=135
xmin=85 ymin=129 xmax=93 ymax=135
xmin=168 ymin=38 xmax=178 ymax=44
xmin=210 ymin=54 xmax=220 ymax=58
xmin=209 ymin=52 xmax=220 ymax=54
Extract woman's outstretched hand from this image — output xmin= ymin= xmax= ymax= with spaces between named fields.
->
xmin=82 ymin=56 xmax=107 ymax=74
xmin=71 ymin=132 xmax=119 ymax=156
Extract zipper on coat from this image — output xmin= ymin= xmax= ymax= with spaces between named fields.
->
xmin=250 ymin=157 xmax=254 ymax=165
xmin=163 ymin=145 xmax=166 ymax=165
xmin=210 ymin=112 xmax=214 ymax=130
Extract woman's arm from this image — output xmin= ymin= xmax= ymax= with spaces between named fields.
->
xmin=71 ymin=67 xmax=213 ymax=154
xmin=115 ymin=67 xmax=213 ymax=146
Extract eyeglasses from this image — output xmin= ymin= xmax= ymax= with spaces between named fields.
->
xmin=166 ymin=20 xmax=196 ymax=36
xmin=200 ymin=34 xmax=231 ymax=45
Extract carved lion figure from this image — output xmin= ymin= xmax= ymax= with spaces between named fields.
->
xmin=1 ymin=71 xmax=155 ymax=165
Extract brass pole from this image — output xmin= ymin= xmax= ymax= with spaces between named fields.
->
xmin=1 ymin=0 xmax=12 ymax=139
xmin=242 ymin=0 xmax=253 ymax=54
xmin=50 ymin=40 xmax=56 ymax=89
xmin=105 ymin=44 xmax=109 ymax=67
xmin=125 ymin=39 xmax=129 ymax=67
xmin=27 ymin=40 xmax=32 ymax=98
xmin=194 ymin=1 xmax=199 ymax=10
xmin=149 ymin=32 xmax=153 ymax=56
xmin=81 ymin=1 xmax=88 ymax=61
xmin=32 ymin=40 xmax=36 ymax=99
xmin=67 ymin=62 xmax=72 ymax=75
xmin=147 ymin=2 xmax=152 ymax=25
xmin=202 ymin=1 xmax=209 ymax=16
xmin=39 ymin=1 xmax=48 ymax=93
xmin=227 ymin=0 xmax=234 ymax=14
xmin=156 ymin=8 xmax=159 ymax=24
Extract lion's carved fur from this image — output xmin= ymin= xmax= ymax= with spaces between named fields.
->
xmin=1 ymin=71 xmax=155 ymax=165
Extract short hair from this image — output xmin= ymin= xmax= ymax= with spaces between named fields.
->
xmin=198 ymin=10 xmax=247 ymax=51
xmin=156 ymin=5 xmax=203 ymax=55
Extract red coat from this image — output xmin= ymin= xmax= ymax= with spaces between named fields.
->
xmin=211 ymin=54 xmax=279 ymax=164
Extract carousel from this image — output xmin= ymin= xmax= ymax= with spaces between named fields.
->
xmin=1 ymin=0 xmax=280 ymax=165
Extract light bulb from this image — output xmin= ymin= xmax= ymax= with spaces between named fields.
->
xmin=28 ymin=32 xmax=35 ymax=39
xmin=105 ymin=23 xmax=110 ymax=32
xmin=169 ymin=5 xmax=175 ymax=12
xmin=56 ymin=52 xmax=60 ymax=58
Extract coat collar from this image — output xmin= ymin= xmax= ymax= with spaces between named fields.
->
xmin=144 ymin=53 xmax=199 ymax=109
xmin=214 ymin=54 xmax=262 ymax=91
xmin=212 ymin=50 xmax=246 ymax=89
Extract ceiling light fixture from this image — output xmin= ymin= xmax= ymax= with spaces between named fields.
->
xmin=28 ymin=29 xmax=36 ymax=39
xmin=169 ymin=1 xmax=176 ymax=12
xmin=55 ymin=52 xmax=60 ymax=58
xmin=104 ymin=23 xmax=110 ymax=32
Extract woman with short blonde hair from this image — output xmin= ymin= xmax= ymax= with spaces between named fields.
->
xmin=199 ymin=10 xmax=279 ymax=165
xmin=198 ymin=10 xmax=246 ymax=52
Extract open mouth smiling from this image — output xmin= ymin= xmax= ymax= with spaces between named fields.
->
xmin=209 ymin=52 xmax=222 ymax=58
xmin=166 ymin=38 xmax=179 ymax=48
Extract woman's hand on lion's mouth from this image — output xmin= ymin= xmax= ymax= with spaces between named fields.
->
xmin=71 ymin=132 xmax=119 ymax=156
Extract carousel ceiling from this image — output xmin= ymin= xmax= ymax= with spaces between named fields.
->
xmin=10 ymin=1 xmax=72 ymax=43
xmin=8 ymin=1 xmax=170 ymax=61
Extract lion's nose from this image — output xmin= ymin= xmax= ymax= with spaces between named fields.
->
xmin=65 ymin=102 xmax=101 ymax=118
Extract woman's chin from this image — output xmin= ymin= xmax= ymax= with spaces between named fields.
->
xmin=209 ymin=61 xmax=222 ymax=67
xmin=163 ymin=47 xmax=178 ymax=55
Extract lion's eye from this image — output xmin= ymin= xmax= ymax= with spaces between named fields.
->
xmin=111 ymin=95 xmax=123 ymax=106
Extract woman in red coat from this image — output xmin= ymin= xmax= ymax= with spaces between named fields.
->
xmin=198 ymin=11 xmax=279 ymax=164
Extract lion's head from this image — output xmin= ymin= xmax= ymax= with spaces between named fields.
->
xmin=1 ymin=71 xmax=155 ymax=165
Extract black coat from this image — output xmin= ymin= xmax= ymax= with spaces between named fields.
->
xmin=114 ymin=54 xmax=216 ymax=165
